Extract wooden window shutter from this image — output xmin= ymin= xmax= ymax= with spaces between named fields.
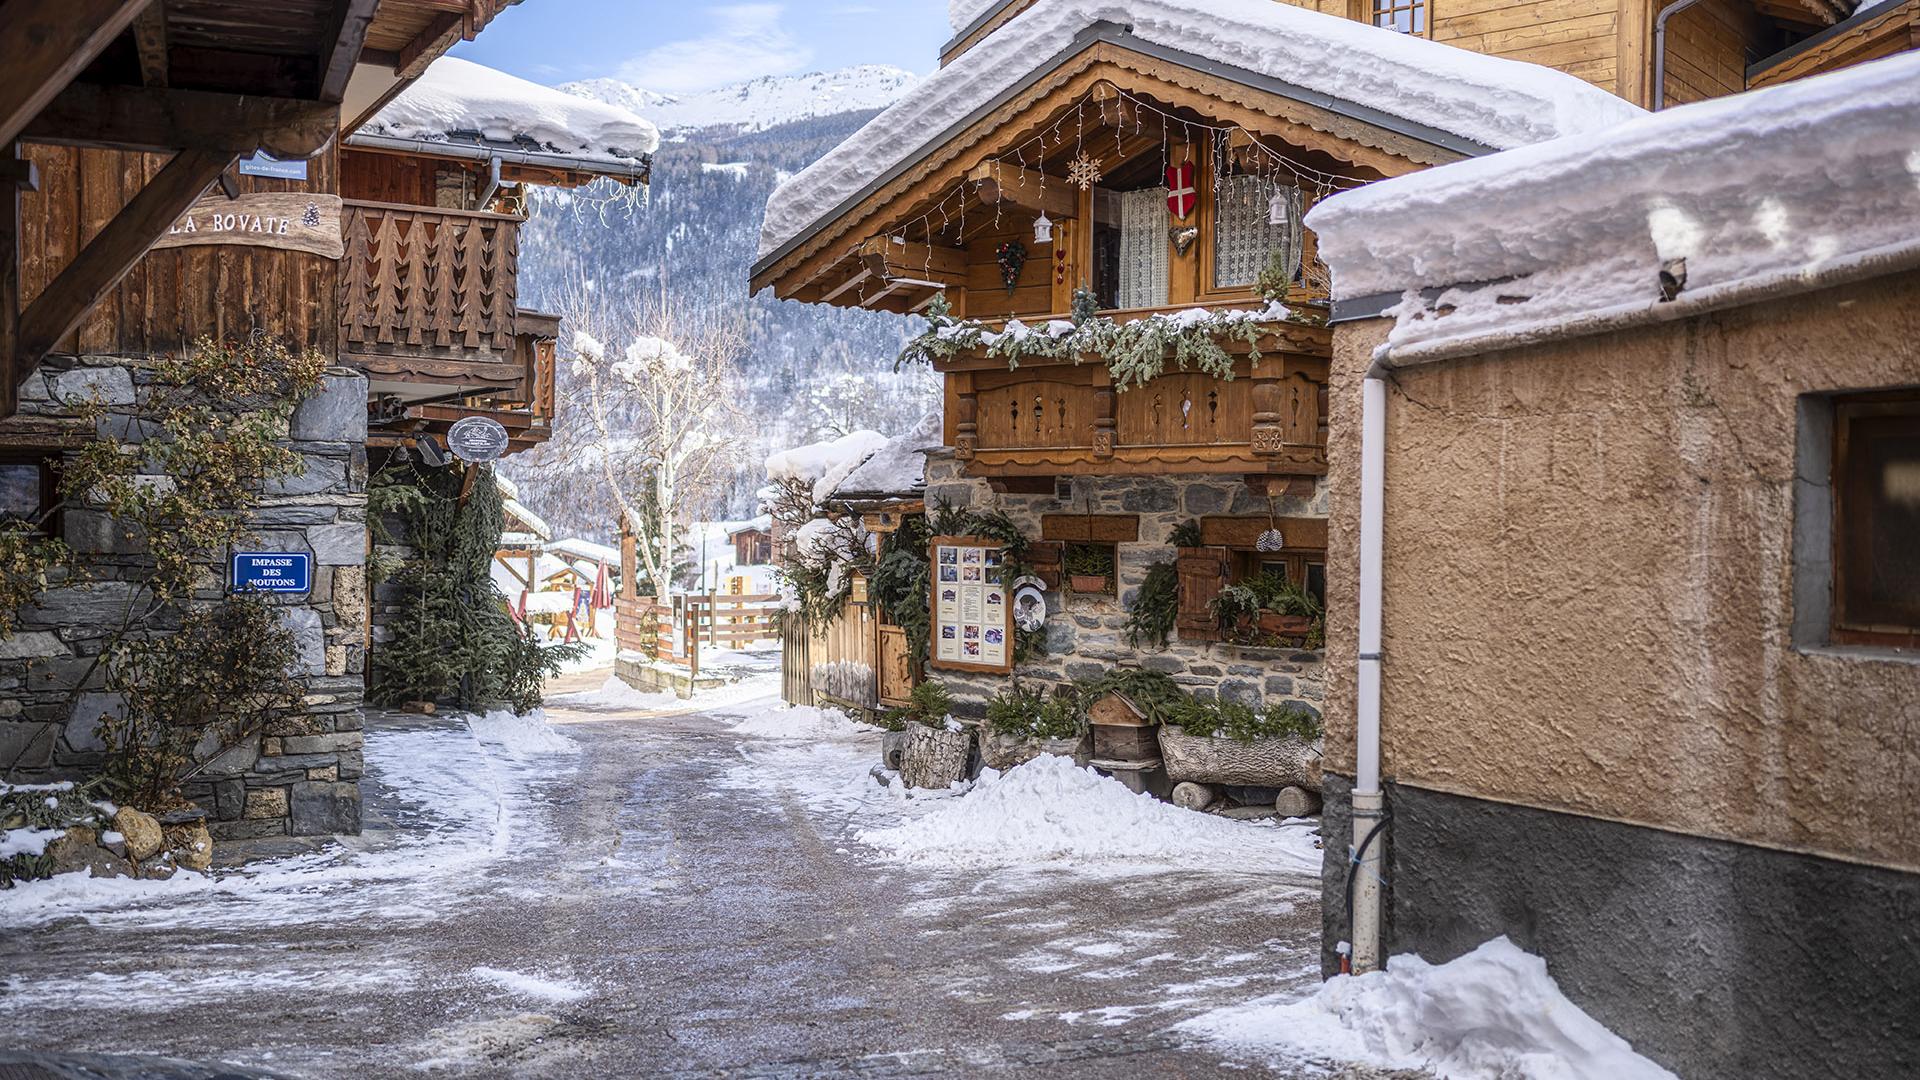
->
xmin=1176 ymin=546 xmax=1231 ymax=641
xmin=1029 ymin=541 xmax=1065 ymax=590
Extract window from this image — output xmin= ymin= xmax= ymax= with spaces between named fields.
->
xmin=1213 ymin=173 xmax=1303 ymax=291
xmin=1371 ymin=0 xmax=1429 ymax=34
xmin=0 ymin=453 xmax=59 ymax=537
xmin=1832 ymin=393 xmax=1920 ymax=646
xmin=1243 ymin=553 xmax=1327 ymax=608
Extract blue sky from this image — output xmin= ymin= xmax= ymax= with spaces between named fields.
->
xmin=451 ymin=1 xmax=952 ymax=93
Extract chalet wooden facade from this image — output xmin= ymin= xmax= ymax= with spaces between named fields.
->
xmin=753 ymin=1 xmax=1646 ymax=762
xmin=942 ymin=0 xmax=1919 ymax=110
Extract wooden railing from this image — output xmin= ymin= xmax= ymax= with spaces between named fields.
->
xmin=616 ymin=594 xmax=783 ymax=679
xmin=339 ymin=200 xmax=522 ymax=364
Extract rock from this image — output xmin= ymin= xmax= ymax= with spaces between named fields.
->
xmin=1216 ymin=805 xmax=1277 ymax=821
xmin=213 ymin=779 xmax=246 ymax=820
xmin=289 ymin=780 xmax=360 ymax=836
xmin=65 ymin=692 xmax=126 ymax=753
xmin=0 ymin=631 xmax=67 ymax=660
xmin=44 ymin=828 xmax=133 ymax=880
xmin=308 ymin=523 xmax=366 ymax=566
xmin=163 ymin=822 xmax=214 ymax=872
xmin=278 ymin=607 xmax=325 ymax=676
xmin=1275 ymin=786 xmax=1322 ymax=819
xmin=0 ymin=721 xmax=57 ymax=768
xmin=1182 ymin=484 xmax=1231 ymax=515
xmin=52 ymin=366 xmax=135 ymax=407
xmin=263 ymin=456 xmax=347 ymax=497
xmin=196 ymin=736 xmax=261 ymax=778
xmin=112 ymin=807 xmax=164 ymax=862
xmin=1172 ymin=782 xmax=1218 ymax=812
xmin=1215 ymin=679 xmax=1261 ymax=707
xmin=290 ymin=374 xmax=369 ymax=442
xmin=243 ymin=788 xmax=289 ymax=820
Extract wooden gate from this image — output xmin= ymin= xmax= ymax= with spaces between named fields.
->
xmin=781 ymin=614 xmax=813 ymax=707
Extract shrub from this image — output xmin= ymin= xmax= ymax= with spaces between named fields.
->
xmin=879 ymin=678 xmax=953 ymax=731
xmin=1169 ymin=697 xmax=1323 ymax=743
xmin=1125 ymin=561 xmax=1178 ymax=648
xmin=986 ymin=682 xmax=1083 ymax=741
xmin=1075 ymin=668 xmax=1189 ymax=726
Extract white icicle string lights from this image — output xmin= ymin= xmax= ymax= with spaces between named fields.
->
xmin=822 ymin=82 xmax=1372 ymax=305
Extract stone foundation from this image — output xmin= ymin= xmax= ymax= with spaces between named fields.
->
xmin=0 ymin=354 xmax=370 ymax=842
xmin=920 ymin=452 xmax=1326 ymax=720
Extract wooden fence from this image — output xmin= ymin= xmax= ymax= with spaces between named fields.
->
xmin=615 ymin=593 xmax=781 ymax=679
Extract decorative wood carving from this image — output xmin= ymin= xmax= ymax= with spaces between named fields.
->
xmin=340 ymin=200 xmax=519 ymax=362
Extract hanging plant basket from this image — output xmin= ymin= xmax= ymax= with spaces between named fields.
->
xmin=996 ymin=240 xmax=1028 ymax=295
xmin=1159 ymin=726 xmax=1323 ymax=789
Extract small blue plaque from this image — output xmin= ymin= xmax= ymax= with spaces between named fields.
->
xmin=237 ymin=152 xmax=309 ymax=181
xmin=231 ymin=552 xmax=312 ymax=594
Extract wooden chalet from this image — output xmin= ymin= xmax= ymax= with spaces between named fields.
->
xmin=341 ymin=56 xmax=655 ymax=458
xmin=941 ymin=1 xmax=1917 ymax=111
xmin=0 ymin=0 xmax=521 ymax=428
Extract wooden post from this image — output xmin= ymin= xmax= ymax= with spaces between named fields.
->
xmin=954 ymin=373 xmax=978 ymax=460
xmin=0 ymin=143 xmax=22 ymax=418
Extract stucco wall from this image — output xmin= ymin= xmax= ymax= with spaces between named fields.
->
xmin=1324 ymin=268 xmax=1920 ymax=871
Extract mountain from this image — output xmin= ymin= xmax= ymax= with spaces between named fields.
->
xmin=502 ymin=67 xmax=934 ymax=543
xmin=564 ymin=65 xmax=919 ymax=136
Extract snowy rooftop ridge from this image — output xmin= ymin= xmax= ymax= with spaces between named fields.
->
xmin=361 ymin=57 xmax=660 ymax=172
xmin=831 ymin=412 xmax=942 ymax=501
xmin=759 ymin=0 xmax=1641 ymax=263
xmin=1305 ymin=51 xmax=1920 ymax=363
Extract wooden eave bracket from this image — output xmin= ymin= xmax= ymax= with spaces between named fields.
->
xmin=26 ymin=84 xmax=340 ymax=159
xmin=969 ymin=160 xmax=1076 ymax=218
xmin=0 ymin=0 xmax=156 ymax=148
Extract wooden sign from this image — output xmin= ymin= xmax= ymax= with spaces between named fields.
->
xmin=153 ymin=193 xmax=343 ymax=259
xmin=929 ymin=535 xmax=1015 ymax=675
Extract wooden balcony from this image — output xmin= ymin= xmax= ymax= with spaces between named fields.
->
xmin=342 ymin=199 xmax=558 ymax=456
xmin=940 ymin=315 xmax=1331 ymax=478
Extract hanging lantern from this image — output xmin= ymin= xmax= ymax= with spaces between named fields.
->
xmin=1033 ymin=211 xmax=1054 ymax=245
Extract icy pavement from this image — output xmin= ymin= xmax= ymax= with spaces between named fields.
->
xmin=0 ymin=676 xmax=1399 ymax=1078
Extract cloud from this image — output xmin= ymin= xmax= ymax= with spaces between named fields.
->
xmin=616 ymin=3 xmax=813 ymax=95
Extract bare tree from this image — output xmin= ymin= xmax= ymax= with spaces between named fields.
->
xmin=559 ymin=278 xmax=746 ymax=598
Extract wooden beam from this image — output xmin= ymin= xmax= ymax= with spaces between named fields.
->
xmin=25 ymin=84 xmax=339 ymax=159
xmin=15 ymin=149 xmax=234 ymax=373
xmin=133 ymin=4 xmax=168 ymax=89
xmin=857 ymin=235 xmax=967 ymax=287
xmin=818 ymin=266 xmax=873 ymax=304
xmin=1 ymin=144 xmax=21 ymax=419
xmin=0 ymin=158 xmax=39 ymax=192
xmin=0 ymin=0 xmax=154 ymax=148
xmin=397 ymin=12 xmax=463 ymax=79
xmin=318 ymin=0 xmax=381 ymax=103
xmin=968 ymin=161 xmax=1077 ymax=218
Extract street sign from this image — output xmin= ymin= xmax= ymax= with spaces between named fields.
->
xmin=231 ymin=552 xmax=312 ymax=594
xmin=447 ymin=416 xmax=512 ymax=463
xmin=237 ymin=152 xmax=309 ymax=181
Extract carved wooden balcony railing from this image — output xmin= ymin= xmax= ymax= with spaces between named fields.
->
xmin=938 ymin=318 xmax=1331 ymax=478
xmin=338 ymin=199 xmax=523 ymax=380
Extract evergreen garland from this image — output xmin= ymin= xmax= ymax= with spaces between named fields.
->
xmin=898 ymin=295 xmax=1307 ymax=392
xmin=370 ymin=461 xmax=582 ymax=713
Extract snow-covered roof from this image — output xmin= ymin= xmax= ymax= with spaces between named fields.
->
xmin=1306 ymin=52 xmax=1920 ymax=365
xmin=502 ymin=498 xmax=553 ymax=542
xmin=759 ymin=0 xmax=1641 ymax=263
xmin=766 ymin=431 xmax=892 ymax=508
xmin=949 ymin=0 xmax=1003 ymax=34
xmin=726 ymin=515 xmax=775 ymax=537
xmin=358 ymin=57 xmax=660 ymax=176
xmin=546 ymin=537 xmax=621 ymax=565
xmin=831 ymin=412 xmax=941 ymax=502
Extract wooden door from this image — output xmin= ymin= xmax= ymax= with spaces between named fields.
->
xmin=877 ymin=624 xmax=914 ymax=707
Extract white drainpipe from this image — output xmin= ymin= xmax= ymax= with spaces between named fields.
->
xmin=1351 ymin=364 xmax=1390 ymax=974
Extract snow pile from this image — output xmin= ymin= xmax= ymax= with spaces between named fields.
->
xmin=1307 ymin=51 xmax=1920 ymax=362
xmin=766 ymin=430 xmax=890 ymax=507
xmin=950 ymin=0 xmax=1002 ymax=33
xmin=365 ymin=56 xmax=660 ymax=166
xmin=551 ymin=674 xmax=681 ymax=711
xmin=857 ymin=754 xmax=1321 ymax=874
xmin=466 ymin=709 xmax=577 ymax=755
xmin=728 ymin=704 xmax=870 ymax=741
xmin=1181 ymin=937 xmax=1678 ymax=1080
xmin=470 ymin=966 xmax=591 ymax=1003
xmin=762 ymin=0 xmax=1641 ymax=259
xmin=0 ymin=827 xmax=64 ymax=859
xmin=831 ymin=411 xmax=941 ymax=500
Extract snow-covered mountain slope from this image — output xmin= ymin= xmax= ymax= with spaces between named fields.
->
xmin=564 ymin=65 xmax=920 ymax=136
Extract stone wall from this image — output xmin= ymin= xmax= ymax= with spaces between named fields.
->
xmin=0 ymin=354 xmax=370 ymax=842
xmin=920 ymin=452 xmax=1327 ymax=720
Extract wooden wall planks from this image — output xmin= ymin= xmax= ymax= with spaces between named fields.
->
xmin=18 ymin=143 xmax=340 ymax=360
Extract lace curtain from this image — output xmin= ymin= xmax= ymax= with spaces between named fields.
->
xmin=1117 ymin=187 xmax=1170 ymax=310
xmin=1214 ymin=175 xmax=1302 ymax=289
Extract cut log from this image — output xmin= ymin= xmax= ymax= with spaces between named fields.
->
xmin=901 ymin=724 xmax=972 ymax=790
xmin=1171 ymin=782 xmax=1218 ymax=812
xmin=1275 ymin=786 xmax=1323 ymax=819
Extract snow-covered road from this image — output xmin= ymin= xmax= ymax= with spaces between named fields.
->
xmin=0 ymin=677 xmax=1349 ymax=1078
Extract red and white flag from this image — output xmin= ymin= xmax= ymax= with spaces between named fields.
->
xmin=1166 ymin=161 xmax=1197 ymax=220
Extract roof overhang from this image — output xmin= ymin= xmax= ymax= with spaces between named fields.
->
xmin=343 ymin=131 xmax=652 ymax=186
xmin=751 ymin=20 xmax=1486 ymax=297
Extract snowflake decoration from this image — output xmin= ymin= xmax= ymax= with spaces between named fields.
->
xmin=1066 ymin=152 xmax=1103 ymax=191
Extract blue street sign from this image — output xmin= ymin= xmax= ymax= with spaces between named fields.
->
xmin=231 ymin=552 xmax=312 ymax=594
xmin=237 ymin=152 xmax=309 ymax=181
